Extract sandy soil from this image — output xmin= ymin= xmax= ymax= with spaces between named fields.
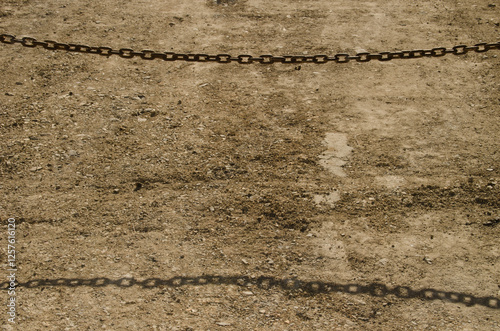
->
xmin=0 ymin=0 xmax=499 ymax=330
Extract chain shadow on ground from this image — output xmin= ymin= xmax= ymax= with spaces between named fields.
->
xmin=2 ymin=275 xmax=498 ymax=309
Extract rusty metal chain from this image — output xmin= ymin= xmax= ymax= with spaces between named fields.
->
xmin=1 ymin=34 xmax=499 ymax=64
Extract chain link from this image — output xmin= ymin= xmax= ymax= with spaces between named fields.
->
xmin=1 ymin=34 xmax=499 ymax=64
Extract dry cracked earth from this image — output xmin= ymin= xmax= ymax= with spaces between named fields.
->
xmin=0 ymin=0 xmax=500 ymax=330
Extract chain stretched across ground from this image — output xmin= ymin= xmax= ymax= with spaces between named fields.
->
xmin=1 ymin=34 xmax=499 ymax=64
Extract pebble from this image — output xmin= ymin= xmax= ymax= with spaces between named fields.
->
xmin=216 ymin=321 xmax=232 ymax=326
xmin=483 ymin=218 xmax=500 ymax=226
xmin=379 ymin=258 xmax=389 ymax=265
xmin=241 ymin=291 xmax=254 ymax=296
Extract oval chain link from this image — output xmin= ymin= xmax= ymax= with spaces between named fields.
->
xmin=1 ymin=34 xmax=499 ymax=64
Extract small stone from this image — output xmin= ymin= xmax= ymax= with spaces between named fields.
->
xmin=5 ymin=92 xmax=14 ymax=96
xmin=241 ymin=291 xmax=254 ymax=296
xmin=113 ymin=189 xmax=120 ymax=194
xmin=29 ymin=166 xmax=42 ymax=172
xmin=355 ymin=299 xmax=367 ymax=305
xmin=215 ymin=321 xmax=232 ymax=326
xmin=68 ymin=150 xmax=78 ymax=156
xmin=483 ymin=218 xmax=500 ymax=227
xmin=423 ymin=257 xmax=432 ymax=264
xmin=259 ymin=309 xmax=266 ymax=314
xmin=241 ymin=259 xmax=249 ymax=265
xmin=378 ymin=258 xmax=389 ymax=265
xmin=138 ymin=117 xmax=147 ymax=122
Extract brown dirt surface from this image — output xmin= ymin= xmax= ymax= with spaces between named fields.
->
xmin=1 ymin=0 xmax=500 ymax=330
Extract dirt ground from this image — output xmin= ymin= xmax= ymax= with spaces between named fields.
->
xmin=0 ymin=0 xmax=499 ymax=330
